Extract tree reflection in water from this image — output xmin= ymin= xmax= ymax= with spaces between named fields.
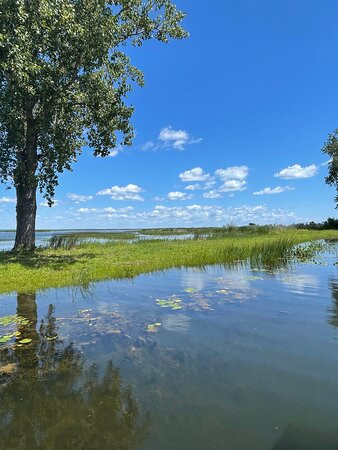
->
xmin=0 ymin=293 xmax=150 ymax=449
xmin=328 ymin=279 xmax=338 ymax=328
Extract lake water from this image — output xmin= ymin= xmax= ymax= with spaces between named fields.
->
xmin=0 ymin=230 xmax=193 ymax=250
xmin=0 ymin=243 xmax=337 ymax=449
xmin=0 ymin=230 xmax=136 ymax=251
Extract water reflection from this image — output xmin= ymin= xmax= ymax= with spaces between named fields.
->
xmin=0 ymin=293 xmax=150 ymax=449
xmin=328 ymin=279 xmax=338 ymax=328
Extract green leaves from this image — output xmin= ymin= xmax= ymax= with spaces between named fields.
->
xmin=156 ymin=297 xmax=183 ymax=310
xmin=322 ymin=129 xmax=338 ymax=206
xmin=0 ymin=314 xmax=29 ymax=346
xmin=0 ymin=0 xmax=187 ymax=203
xmin=146 ymin=322 xmax=161 ymax=333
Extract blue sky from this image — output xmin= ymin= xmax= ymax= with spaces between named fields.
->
xmin=1 ymin=0 xmax=338 ymax=229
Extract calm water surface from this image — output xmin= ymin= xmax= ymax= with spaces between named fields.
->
xmin=0 ymin=230 xmax=135 ymax=250
xmin=0 ymin=230 xmax=192 ymax=250
xmin=0 ymin=244 xmax=337 ymax=449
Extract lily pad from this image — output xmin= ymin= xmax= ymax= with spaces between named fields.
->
xmin=146 ymin=323 xmax=161 ymax=333
xmin=19 ymin=338 xmax=32 ymax=344
xmin=156 ymin=297 xmax=183 ymax=310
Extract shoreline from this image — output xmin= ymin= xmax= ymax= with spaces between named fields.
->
xmin=0 ymin=229 xmax=336 ymax=295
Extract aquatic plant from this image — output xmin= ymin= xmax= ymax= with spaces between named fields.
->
xmin=49 ymin=231 xmax=136 ymax=249
xmin=146 ymin=323 xmax=162 ymax=333
xmin=156 ymin=297 xmax=183 ymax=310
xmin=0 ymin=230 xmax=336 ymax=294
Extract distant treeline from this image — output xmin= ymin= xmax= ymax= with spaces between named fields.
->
xmin=294 ymin=217 xmax=338 ymax=230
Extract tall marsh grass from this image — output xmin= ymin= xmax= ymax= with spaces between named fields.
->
xmin=0 ymin=229 xmax=336 ymax=294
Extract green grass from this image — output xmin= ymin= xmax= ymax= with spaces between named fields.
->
xmin=0 ymin=229 xmax=336 ymax=294
xmin=139 ymin=224 xmax=274 ymax=237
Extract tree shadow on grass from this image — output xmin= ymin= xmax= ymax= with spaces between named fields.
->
xmin=0 ymin=249 xmax=96 ymax=270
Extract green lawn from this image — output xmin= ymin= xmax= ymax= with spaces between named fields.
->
xmin=0 ymin=229 xmax=336 ymax=294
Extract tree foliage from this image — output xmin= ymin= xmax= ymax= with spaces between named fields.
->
xmin=322 ymin=129 xmax=338 ymax=206
xmin=0 ymin=0 xmax=187 ymax=204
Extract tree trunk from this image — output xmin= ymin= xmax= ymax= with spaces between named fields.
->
xmin=13 ymin=101 xmax=38 ymax=252
xmin=13 ymin=185 xmax=37 ymax=251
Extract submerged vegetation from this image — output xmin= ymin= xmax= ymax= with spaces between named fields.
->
xmin=0 ymin=228 xmax=336 ymax=294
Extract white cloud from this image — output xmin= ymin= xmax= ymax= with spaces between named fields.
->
xmin=67 ymin=193 xmax=93 ymax=203
xmin=106 ymin=144 xmax=123 ymax=157
xmin=219 ymin=179 xmax=247 ymax=192
xmin=0 ymin=197 xmax=16 ymax=203
xmin=142 ymin=126 xmax=202 ymax=151
xmin=185 ymin=180 xmax=216 ymax=191
xmin=321 ymin=159 xmax=332 ymax=166
xmin=77 ymin=206 xmax=134 ymax=215
xmin=274 ymin=164 xmax=317 ymax=179
xmin=203 ymin=190 xmax=222 ymax=199
xmin=141 ymin=141 xmax=155 ymax=151
xmin=253 ymin=186 xmax=294 ymax=195
xmin=180 ymin=166 xmax=248 ymax=197
xmin=205 ymin=165 xmax=250 ymax=194
xmin=60 ymin=203 xmax=301 ymax=227
xmin=134 ymin=204 xmax=298 ymax=225
xmin=185 ymin=184 xmax=202 ymax=191
xmin=179 ymin=167 xmax=211 ymax=182
xmin=77 ymin=208 xmax=97 ymax=213
xmin=215 ymin=166 xmax=249 ymax=180
xmin=159 ymin=126 xmax=189 ymax=149
xmin=167 ymin=191 xmax=193 ymax=201
xmin=97 ymin=184 xmax=144 ymax=201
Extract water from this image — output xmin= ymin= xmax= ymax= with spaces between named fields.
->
xmin=0 ymin=230 xmax=193 ymax=250
xmin=0 ymin=244 xmax=337 ymax=449
xmin=0 ymin=229 xmax=138 ymax=251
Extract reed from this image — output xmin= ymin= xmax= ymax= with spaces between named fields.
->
xmin=0 ymin=229 xmax=336 ymax=294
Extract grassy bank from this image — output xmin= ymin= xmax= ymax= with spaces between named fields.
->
xmin=0 ymin=229 xmax=336 ymax=294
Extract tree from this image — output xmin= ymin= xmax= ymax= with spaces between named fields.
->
xmin=322 ymin=129 xmax=338 ymax=207
xmin=0 ymin=0 xmax=187 ymax=250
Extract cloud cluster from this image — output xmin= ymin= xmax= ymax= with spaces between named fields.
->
xmin=167 ymin=191 xmax=193 ymax=201
xmin=141 ymin=126 xmax=202 ymax=151
xmin=179 ymin=165 xmax=249 ymax=198
xmin=203 ymin=190 xmax=221 ymax=199
xmin=274 ymin=164 xmax=317 ymax=179
xmin=179 ymin=167 xmax=211 ymax=182
xmin=72 ymin=203 xmax=298 ymax=226
xmin=97 ymin=184 xmax=144 ymax=201
xmin=77 ymin=206 xmax=134 ymax=215
xmin=215 ymin=166 xmax=248 ymax=181
xmin=253 ymin=186 xmax=294 ymax=195
xmin=67 ymin=193 xmax=93 ymax=203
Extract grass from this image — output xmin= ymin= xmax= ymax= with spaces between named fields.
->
xmin=0 ymin=229 xmax=336 ymax=294
xmin=139 ymin=224 xmax=274 ymax=237
xmin=49 ymin=232 xmax=136 ymax=249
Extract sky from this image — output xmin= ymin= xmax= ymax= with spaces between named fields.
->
xmin=1 ymin=0 xmax=338 ymax=229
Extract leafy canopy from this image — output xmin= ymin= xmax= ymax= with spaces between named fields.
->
xmin=322 ymin=129 xmax=338 ymax=206
xmin=0 ymin=0 xmax=187 ymax=203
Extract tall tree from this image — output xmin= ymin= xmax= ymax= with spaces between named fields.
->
xmin=322 ymin=129 xmax=338 ymax=207
xmin=0 ymin=0 xmax=187 ymax=250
